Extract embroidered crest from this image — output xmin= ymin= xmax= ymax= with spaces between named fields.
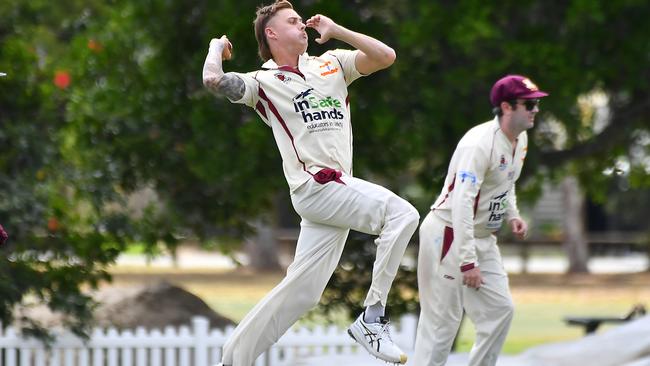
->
xmin=498 ymin=154 xmax=508 ymax=171
xmin=274 ymin=72 xmax=292 ymax=84
xmin=522 ymin=78 xmax=539 ymax=91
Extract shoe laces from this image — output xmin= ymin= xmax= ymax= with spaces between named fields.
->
xmin=376 ymin=316 xmax=394 ymax=342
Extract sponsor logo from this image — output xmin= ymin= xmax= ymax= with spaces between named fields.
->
xmin=522 ymin=146 xmax=528 ymax=162
xmin=443 ymin=274 xmax=455 ymax=280
xmin=293 ymin=88 xmax=314 ymax=101
xmin=357 ymin=321 xmax=383 ymax=351
xmin=498 ymin=154 xmax=508 ymax=171
xmin=459 ymin=171 xmax=477 ymax=185
xmin=292 ymin=88 xmax=345 ymax=130
xmin=319 ymin=60 xmax=339 ymax=76
xmin=487 ymin=190 xmax=509 ymax=229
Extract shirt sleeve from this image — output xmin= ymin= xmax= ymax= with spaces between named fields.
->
xmin=506 ymin=186 xmax=521 ymax=221
xmin=326 ymin=49 xmax=364 ymax=86
xmin=226 ymin=71 xmax=260 ymax=108
xmin=450 ymin=145 xmax=489 ymax=271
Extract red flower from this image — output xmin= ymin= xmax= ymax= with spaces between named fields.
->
xmin=87 ymin=39 xmax=103 ymax=52
xmin=0 ymin=224 xmax=8 ymax=245
xmin=54 ymin=70 xmax=71 ymax=89
xmin=47 ymin=218 xmax=60 ymax=232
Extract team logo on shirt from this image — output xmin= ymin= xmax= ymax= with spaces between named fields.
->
xmin=498 ymin=155 xmax=508 ymax=171
xmin=499 ymin=154 xmax=508 ymax=171
xmin=274 ymin=72 xmax=292 ymax=84
xmin=292 ymin=88 xmax=345 ymax=132
xmin=319 ymin=61 xmax=339 ymax=76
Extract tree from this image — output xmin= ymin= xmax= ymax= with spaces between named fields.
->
xmin=562 ymin=176 xmax=589 ymax=273
xmin=2 ymin=0 xmax=649 ymax=333
xmin=0 ymin=0 xmax=130 ymax=339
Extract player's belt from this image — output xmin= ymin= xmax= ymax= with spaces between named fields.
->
xmin=313 ymin=168 xmax=345 ymax=185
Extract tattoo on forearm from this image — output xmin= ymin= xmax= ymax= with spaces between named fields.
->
xmin=217 ymin=73 xmax=245 ymax=100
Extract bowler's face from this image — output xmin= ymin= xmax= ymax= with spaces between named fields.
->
xmin=267 ymin=8 xmax=308 ymax=53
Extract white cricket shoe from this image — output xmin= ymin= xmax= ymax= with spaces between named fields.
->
xmin=347 ymin=312 xmax=407 ymax=364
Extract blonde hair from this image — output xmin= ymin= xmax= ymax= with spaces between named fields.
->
xmin=253 ymin=1 xmax=294 ymax=61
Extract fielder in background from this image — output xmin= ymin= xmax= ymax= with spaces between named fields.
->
xmin=413 ymin=75 xmax=549 ymax=366
xmin=202 ymin=1 xmax=419 ymax=365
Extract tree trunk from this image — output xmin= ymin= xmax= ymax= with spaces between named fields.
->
xmin=244 ymin=217 xmax=281 ymax=271
xmin=561 ymin=176 xmax=590 ymax=273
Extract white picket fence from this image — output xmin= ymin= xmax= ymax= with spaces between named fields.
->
xmin=0 ymin=315 xmax=418 ymax=366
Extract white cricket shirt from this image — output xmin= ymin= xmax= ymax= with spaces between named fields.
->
xmin=229 ymin=50 xmax=363 ymax=192
xmin=432 ymin=117 xmax=527 ymax=269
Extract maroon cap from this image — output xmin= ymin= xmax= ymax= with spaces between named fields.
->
xmin=490 ymin=75 xmax=548 ymax=106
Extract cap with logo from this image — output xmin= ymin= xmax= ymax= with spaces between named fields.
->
xmin=490 ymin=75 xmax=548 ymax=107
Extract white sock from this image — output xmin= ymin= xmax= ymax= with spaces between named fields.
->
xmin=364 ymin=302 xmax=385 ymax=323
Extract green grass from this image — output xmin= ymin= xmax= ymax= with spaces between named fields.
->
xmin=108 ymin=269 xmax=650 ymax=354
xmin=456 ymin=287 xmax=649 ymax=354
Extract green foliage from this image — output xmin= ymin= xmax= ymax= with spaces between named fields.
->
xmin=1 ymin=0 xmax=649 ymax=333
xmin=318 ymin=233 xmax=418 ymax=320
xmin=0 ymin=0 xmax=124 ymax=339
xmin=64 ymin=0 xmax=286 ymax=238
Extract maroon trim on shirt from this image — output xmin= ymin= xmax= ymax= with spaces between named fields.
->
xmin=473 ymin=190 xmax=481 ymax=217
xmin=278 ymin=65 xmax=305 ymax=79
xmin=345 ymin=95 xmax=350 ymax=107
xmin=330 ymin=53 xmax=346 ymax=82
xmin=313 ymin=168 xmax=345 ymax=185
xmin=258 ymin=86 xmax=310 ymax=175
xmin=441 ymin=226 xmax=454 ymax=262
xmin=461 ymin=263 xmax=475 ymax=272
xmin=435 ymin=174 xmax=456 ymax=208
xmin=255 ymin=101 xmax=268 ymax=119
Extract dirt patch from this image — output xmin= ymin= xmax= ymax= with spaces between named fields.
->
xmin=93 ymin=280 xmax=234 ymax=330
xmin=14 ymin=281 xmax=235 ymax=331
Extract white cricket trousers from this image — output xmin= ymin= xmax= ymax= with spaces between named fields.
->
xmin=412 ymin=211 xmax=514 ymax=366
xmin=220 ymin=174 xmax=419 ymax=366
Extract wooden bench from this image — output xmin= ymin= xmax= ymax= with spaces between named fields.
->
xmin=564 ymin=304 xmax=646 ymax=335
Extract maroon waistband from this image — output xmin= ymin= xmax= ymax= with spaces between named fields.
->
xmin=313 ymin=168 xmax=345 ymax=185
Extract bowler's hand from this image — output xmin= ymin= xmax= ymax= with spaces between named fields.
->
xmin=462 ymin=267 xmax=484 ymax=289
xmin=305 ymin=14 xmax=339 ymax=44
xmin=209 ymin=35 xmax=233 ymax=60
xmin=510 ymin=218 xmax=528 ymax=240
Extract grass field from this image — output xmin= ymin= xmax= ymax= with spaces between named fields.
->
xmin=457 ymin=284 xmax=649 ymax=353
xmin=108 ymin=267 xmax=650 ymax=354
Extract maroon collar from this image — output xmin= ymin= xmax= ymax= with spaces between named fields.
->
xmin=277 ymin=65 xmax=305 ymax=79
